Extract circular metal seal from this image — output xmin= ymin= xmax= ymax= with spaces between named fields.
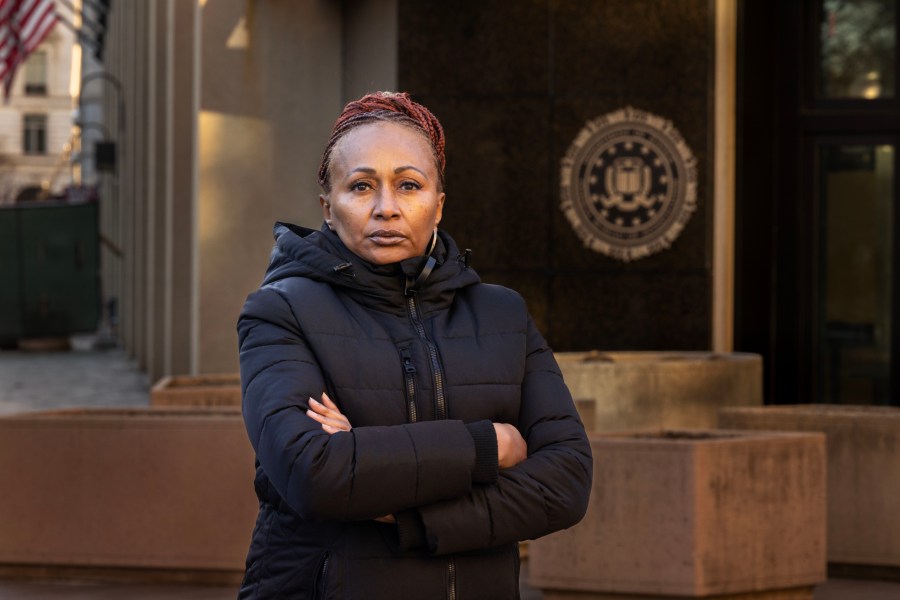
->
xmin=560 ymin=107 xmax=698 ymax=262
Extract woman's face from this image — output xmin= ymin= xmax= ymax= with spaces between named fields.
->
xmin=321 ymin=121 xmax=445 ymax=265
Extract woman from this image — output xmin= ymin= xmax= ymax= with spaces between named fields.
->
xmin=237 ymin=92 xmax=592 ymax=599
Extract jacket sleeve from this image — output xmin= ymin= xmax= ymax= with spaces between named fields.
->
xmin=239 ymin=285 xmax=495 ymax=521
xmin=396 ymin=316 xmax=593 ymax=555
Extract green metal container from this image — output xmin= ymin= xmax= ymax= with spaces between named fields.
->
xmin=0 ymin=207 xmax=21 ymax=345
xmin=0 ymin=201 xmax=100 ymax=341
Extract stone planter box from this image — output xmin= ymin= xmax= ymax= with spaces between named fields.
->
xmin=0 ymin=407 xmax=256 ymax=582
xmin=719 ymin=405 xmax=900 ymax=570
xmin=556 ymin=352 xmax=762 ymax=432
xmin=529 ymin=430 xmax=826 ymax=599
xmin=150 ymin=373 xmax=241 ymax=407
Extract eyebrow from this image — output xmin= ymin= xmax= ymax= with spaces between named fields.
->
xmin=348 ymin=166 xmax=429 ymax=179
xmin=349 ymin=167 xmax=377 ymax=175
xmin=394 ymin=165 xmax=429 ymax=179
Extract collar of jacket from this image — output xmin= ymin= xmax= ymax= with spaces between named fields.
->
xmin=263 ymin=221 xmax=480 ymax=316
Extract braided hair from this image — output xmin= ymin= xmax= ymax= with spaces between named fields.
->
xmin=317 ymin=91 xmax=446 ymax=192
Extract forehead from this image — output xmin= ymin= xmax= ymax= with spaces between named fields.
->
xmin=331 ymin=121 xmax=435 ymax=170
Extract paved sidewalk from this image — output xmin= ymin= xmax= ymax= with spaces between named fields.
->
xmin=1 ymin=338 xmax=898 ymax=599
xmin=1 ymin=576 xmax=899 ymax=600
xmin=0 ymin=581 xmax=237 ymax=599
xmin=0 ymin=335 xmax=149 ymax=416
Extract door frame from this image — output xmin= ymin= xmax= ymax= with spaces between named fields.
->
xmin=735 ymin=0 xmax=900 ymax=405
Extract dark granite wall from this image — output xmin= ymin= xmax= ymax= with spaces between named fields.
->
xmin=398 ymin=0 xmax=712 ymax=351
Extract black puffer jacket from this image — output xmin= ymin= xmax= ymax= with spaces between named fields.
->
xmin=237 ymin=223 xmax=592 ymax=599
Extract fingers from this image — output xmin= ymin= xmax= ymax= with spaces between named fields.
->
xmin=306 ymin=395 xmax=352 ymax=435
xmin=306 ymin=404 xmax=350 ymax=433
xmin=321 ymin=392 xmax=340 ymax=410
xmin=494 ymin=422 xmax=527 ymax=469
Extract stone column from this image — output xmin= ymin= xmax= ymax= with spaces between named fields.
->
xmin=168 ymin=0 xmax=200 ymax=376
xmin=195 ymin=0 xmax=343 ymax=374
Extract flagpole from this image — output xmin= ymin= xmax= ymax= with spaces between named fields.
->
xmin=78 ymin=71 xmax=123 ymax=348
xmin=79 ymin=71 xmax=123 ymax=160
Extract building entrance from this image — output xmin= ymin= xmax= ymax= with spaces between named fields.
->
xmin=737 ymin=0 xmax=899 ymax=405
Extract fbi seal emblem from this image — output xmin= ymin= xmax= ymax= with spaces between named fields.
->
xmin=560 ymin=107 xmax=697 ymax=261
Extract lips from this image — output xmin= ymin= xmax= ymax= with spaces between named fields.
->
xmin=368 ymin=229 xmax=407 ymax=246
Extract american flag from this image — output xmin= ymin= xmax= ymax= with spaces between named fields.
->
xmin=0 ymin=0 xmax=58 ymax=100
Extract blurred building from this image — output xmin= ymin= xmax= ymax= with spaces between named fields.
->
xmin=0 ymin=23 xmax=76 ymax=204
xmin=91 ymin=0 xmax=898 ymax=407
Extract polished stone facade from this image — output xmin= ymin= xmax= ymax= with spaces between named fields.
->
xmin=398 ymin=0 xmax=712 ymax=350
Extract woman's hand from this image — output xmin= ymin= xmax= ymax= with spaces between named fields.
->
xmin=306 ymin=392 xmax=352 ymax=434
xmin=493 ymin=423 xmax=527 ymax=469
xmin=307 ymin=394 xmax=394 ymax=524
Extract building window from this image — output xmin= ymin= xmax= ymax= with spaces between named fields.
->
xmin=23 ymin=50 xmax=47 ymax=95
xmin=23 ymin=114 xmax=47 ymax=154
xmin=819 ymin=0 xmax=896 ymax=99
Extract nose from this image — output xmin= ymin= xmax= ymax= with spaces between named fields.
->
xmin=373 ymin=188 xmax=400 ymax=219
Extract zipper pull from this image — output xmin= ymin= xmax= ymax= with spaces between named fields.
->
xmin=332 ymin=262 xmax=355 ymax=277
xmin=400 ymin=347 xmax=416 ymax=373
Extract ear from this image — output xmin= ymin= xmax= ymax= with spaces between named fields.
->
xmin=320 ymin=195 xmax=334 ymax=229
xmin=434 ymin=192 xmax=445 ymax=227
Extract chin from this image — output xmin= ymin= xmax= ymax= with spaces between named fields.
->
xmin=364 ymin=249 xmax=417 ymax=265
xmin=356 ymin=242 xmax=417 ymax=265
xmin=367 ymin=253 xmax=410 ymax=265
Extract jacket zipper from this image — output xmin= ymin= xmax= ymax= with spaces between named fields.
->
xmin=400 ymin=347 xmax=418 ymax=423
xmin=406 ymin=291 xmax=453 ymax=599
xmin=405 ymin=293 xmax=448 ymax=420
xmin=447 ymin=558 xmax=457 ymax=600
xmin=315 ymin=551 xmax=329 ymax=599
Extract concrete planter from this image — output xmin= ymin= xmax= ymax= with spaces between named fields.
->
xmin=556 ymin=352 xmax=762 ymax=432
xmin=150 ymin=373 xmax=241 ymax=407
xmin=0 ymin=408 xmax=256 ymax=582
xmin=529 ymin=430 xmax=826 ymax=599
xmin=719 ymin=405 xmax=900 ymax=570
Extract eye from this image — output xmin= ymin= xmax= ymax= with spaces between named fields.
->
xmin=349 ymin=180 xmax=373 ymax=192
xmin=398 ymin=180 xmax=422 ymax=191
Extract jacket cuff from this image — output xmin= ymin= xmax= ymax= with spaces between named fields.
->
xmin=465 ymin=419 xmax=499 ymax=485
xmin=396 ymin=509 xmax=427 ymax=551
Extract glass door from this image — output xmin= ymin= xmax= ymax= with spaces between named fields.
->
xmin=735 ymin=0 xmax=900 ymax=405
xmin=817 ymin=144 xmax=895 ymax=404
xmin=813 ymin=0 xmax=898 ymax=404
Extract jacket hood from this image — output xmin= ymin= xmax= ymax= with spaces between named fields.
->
xmin=263 ymin=222 xmax=480 ymax=314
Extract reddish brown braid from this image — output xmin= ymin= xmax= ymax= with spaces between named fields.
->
xmin=317 ymin=91 xmax=446 ymax=192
